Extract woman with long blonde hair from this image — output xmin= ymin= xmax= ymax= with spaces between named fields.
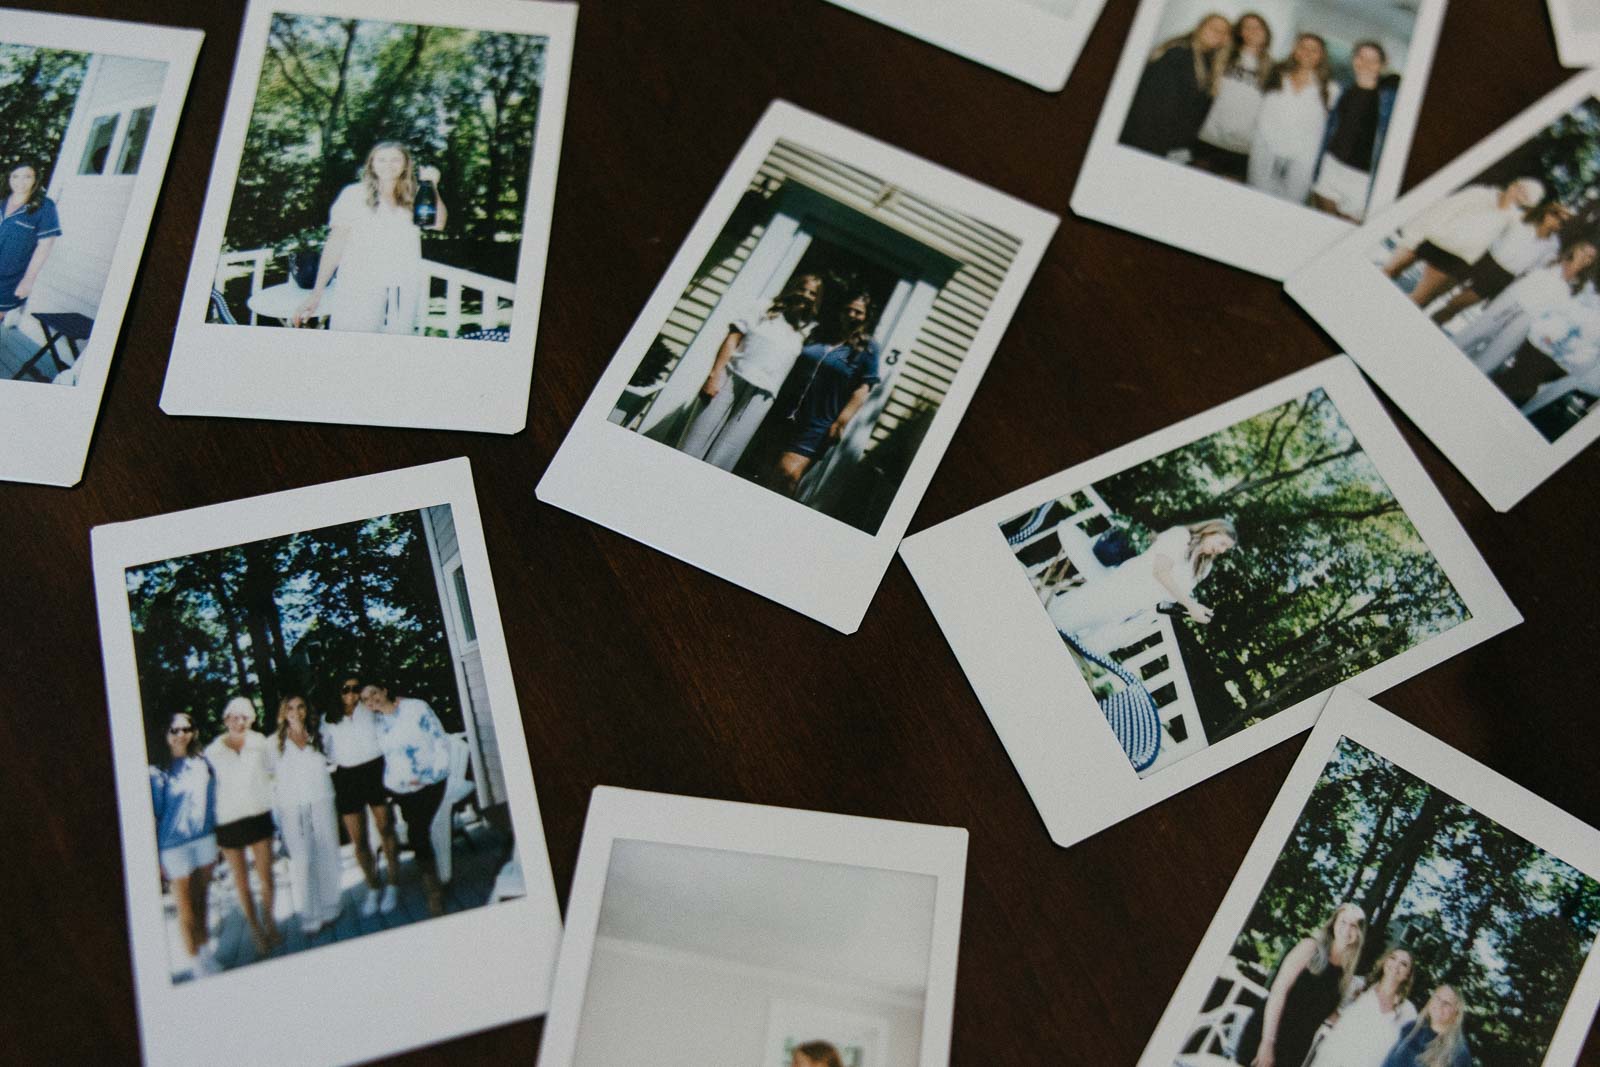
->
xmin=1194 ymin=13 xmax=1275 ymax=181
xmin=270 ymin=694 xmax=344 ymax=935
xmin=1121 ymin=12 xmax=1233 ymax=158
xmin=1043 ymin=516 xmax=1238 ymax=653
xmin=1248 ymin=33 xmax=1335 ymax=206
xmin=292 ymin=140 xmax=449 ymax=333
xmin=1379 ymin=985 xmax=1471 ymax=1067
xmin=1312 ymin=945 xmax=1417 ymax=1067
xmin=1235 ymin=902 xmax=1366 ymax=1067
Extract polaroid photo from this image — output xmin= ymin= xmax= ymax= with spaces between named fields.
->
xmin=819 ymin=0 xmax=1111 ymax=92
xmin=899 ymin=356 xmax=1519 ymax=850
xmin=535 ymin=787 xmax=969 ymax=1067
xmin=1071 ymin=0 xmax=1446 ymax=280
xmin=92 ymin=458 xmax=562 ymax=1066
xmin=1287 ymin=71 xmax=1600 ymax=511
xmin=1549 ymin=0 xmax=1600 ymax=69
xmin=536 ymin=100 xmax=1058 ymax=634
xmin=0 ymin=11 xmax=200 ymax=486
xmin=159 ymin=0 xmax=575 ymax=433
xmin=1140 ymin=686 xmax=1600 ymax=1067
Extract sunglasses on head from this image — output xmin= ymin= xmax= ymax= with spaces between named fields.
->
xmin=341 ymin=684 xmax=362 ymax=693
xmin=168 ymin=725 xmax=195 ymax=735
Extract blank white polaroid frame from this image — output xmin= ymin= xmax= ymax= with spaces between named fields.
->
xmin=536 ymin=100 xmax=1058 ymax=634
xmin=1071 ymin=0 xmax=1446 ymax=280
xmin=92 ymin=458 xmax=563 ymax=1066
xmin=0 ymin=12 xmax=200 ymax=486
xmin=1138 ymin=686 xmax=1600 ymax=1066
xmin=1287 ymin=71 xmax=1600 ymax=511
xmin=535 ymin=787 xmax=969 ymax=1067
xmin=1549 ymin=0 xmax=1600 ymax=68
xmin=820 ymin=0 xmax=1111 ymax=92
xmin=899 ymin=357 xmax=1520 ymax=849
xmin=159 ymin=0 xmax=575 ymax=433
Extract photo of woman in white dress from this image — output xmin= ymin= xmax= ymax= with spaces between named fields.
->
xmin=292 ymin=141 xmax=447 ymax=333
xmin=1043 ymin=518 xmax=1238 ymax=653
xmin=1310 ymin=946 xmax=1417 ymax=1067
xmin=270 ymin=694 xmax=343 ymax=936
xmin=1248 ymin=33 xmax=1335 ymax=206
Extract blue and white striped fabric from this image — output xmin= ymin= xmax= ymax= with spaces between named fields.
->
xmin=1006 ymin=502 xmax=1054 ymax=546
xmin=1058 ymin=629 xmax=1162 ymax=772
xmin=459 ymin=327 xmax=510 ymax=342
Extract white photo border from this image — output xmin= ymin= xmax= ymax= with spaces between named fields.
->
xmin=1071 ymin=0 xmax=1447 ymax=280
xmin=898 ymin=356 xmax=1520 ymax=849
xmin=1548 ymin=0 xmax=1600 ymax=69
xmin=0 ymin=11 xmax=201 ymax=487
xmin=535 ymin=99 xmax=1058 ymax=634
xmin=1137 ymin=686 xmax=1600 ymax=1066
xmin=159 ymin=0 xmax=576 ymax=434
xmin=92 ymin=457 xmax=564 ymax=1067
xmin=820 ymin=0 xmax=1111 ymax=92
xmin=534 ymin=786 xmax=969 ymax=1067
xmin=1286 ymin=70 xmax=1600 ymax=511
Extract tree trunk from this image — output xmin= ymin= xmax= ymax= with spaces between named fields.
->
xmin=206 ymin=559 xmax=253 ymax=699
xmin=1362 ymin=791 xmax=1451 ymax=963
xmin=1341 ymin=777 xmax=1405 ymax=902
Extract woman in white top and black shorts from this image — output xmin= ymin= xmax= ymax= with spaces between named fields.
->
xmin=1192 ymin=13 xmax=1273 ymax=181
xmin=677 ymin=273 xmax=823 ymax=471
xmin=323 ymin=672 xmax=399 ymax=915
xmin=203 ymin=696 xmax=282 ymax=954
xmin=1431 ymin=201 xmax=1570 ymax=327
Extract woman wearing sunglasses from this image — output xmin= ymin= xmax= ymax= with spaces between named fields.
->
xmin=322 ymin=672 xmax=399 ymax=916
xmin=150 ymin=712 xmax=221 ymax=978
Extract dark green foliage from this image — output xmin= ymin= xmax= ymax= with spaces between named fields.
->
xmin=1472 ymin=97 xmax=1600 ymax=207
xmin=221 ymin=14 xmax=546 ymax=280
xmin=1093 ymin=388 xmax=1470 ymax=740
xmin=0 ymin=44 xmax=87 ymax=183
xmin=1232 ymin=738 xmax=1600 ymax=1067
xmin=125 ymin=508 xmax=464 ymax=761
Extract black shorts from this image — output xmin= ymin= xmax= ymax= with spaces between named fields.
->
xmin=332 ymin=756 xmax=388 ymax=816
xmin=1190 ymin=141 xmax=1249 ymax=182
xmin=1415 ymin=240 xmax=1471 ymax=279
xmin=215 ymin=811 xmax=274 ymax=849
xmin=1464 ymin=255 xmax=1517 ymax=300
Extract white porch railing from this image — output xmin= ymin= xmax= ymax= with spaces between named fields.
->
xmin=1011 ymin=486 xmax=1207 ymax=777
xmin=215 ymin=247 xmax=514 ymax=336
xmin=1177 ymin=956 xmax=1269 ymax=1062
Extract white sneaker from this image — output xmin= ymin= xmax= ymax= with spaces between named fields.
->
xmin=379 ymin=885 xmax=398 ymax=914
xmin=360 ymin=887 xmax=381 ymax=918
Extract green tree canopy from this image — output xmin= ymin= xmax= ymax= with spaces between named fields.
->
xmin=0 ymin=44 xmax=88 ymax=185
xmin=222 ymin=14 xmax=547 ymax=281
xmin=1233 ymin=738 xmax=1600 ymax=1067
xmin=1093 ymin=388 xmax=1470 ymax=741
xmin=126 ymin=507 xmax=465 ymax=761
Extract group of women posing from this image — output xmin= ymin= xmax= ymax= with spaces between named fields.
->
xmin=677 ymin=271 xmax=882 ymax=496
xmin=1123 ymin=12 xmax=1401 ymax=222
xmin=148 ymin=675 xmax=455 ymax=978
xmin=1235 ymin=903 xmax=1472 ymax=1067
xmin=1382 ymin=178 xmax=1600 ymax=420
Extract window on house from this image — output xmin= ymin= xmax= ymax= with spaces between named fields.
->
xmin=78 ymin=114 xmax=120 ymax=175
xmin=116 ymin=106 xmax=155 ymax=175
xmin=449 ymin=565 xmax=477 ymax=645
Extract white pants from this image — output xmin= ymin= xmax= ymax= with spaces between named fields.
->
xmin=678 ymin=372 xmax=776 ymax=471
xmin=330 ymin=283 xmax=420 ymax=335
xmin=277 ymin=800 xmax=343 ymax=929
xmin=1248 ymin=148 xmax=1316 ymax=206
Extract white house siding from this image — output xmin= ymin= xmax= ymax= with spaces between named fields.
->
xmin=650 ymin=139 xmax=1022 ymax=451
xmin=29 ymin=55 xmax=166 ymax=321
xmin=421 ymin=504 xmax=507 ymax=809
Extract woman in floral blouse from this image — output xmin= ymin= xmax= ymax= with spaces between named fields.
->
xmin=360 ymin=679 xmax=453 ymax=916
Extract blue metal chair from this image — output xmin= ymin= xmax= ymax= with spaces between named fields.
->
xmin=1058 ymin=628 xmax=1163 ymax=772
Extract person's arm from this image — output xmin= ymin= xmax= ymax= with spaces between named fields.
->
xmin=1254 ymin=938 xmax=1318 ymax=1067
xmin=13 ymin=236 xmax=56 ymax=300
xmin=1151 ymin=552 xmax=1213 ymax=623
xmin=292 ymin=224 xmax=350 ymax=326
xmin=702 ymin=328 xmax=746 ymax=397
xmin=828 ymin=382 xmax=872 ymax=440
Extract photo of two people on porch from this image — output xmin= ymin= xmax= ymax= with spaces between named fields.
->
xmin=128 ymin=505 xmax=521 ymax=983
xmin=1177 ymin=737 xmax=1600 ymax=1067
xmin=611 ymin=138 xmax=1028 ymax=535
xmin=208 ymin=13 xmax=548 ymax=341
xmin=1002 ymin=388 xmax=1470 ymax=777
xmin=0 ymin=41 xmax=170 ymax=384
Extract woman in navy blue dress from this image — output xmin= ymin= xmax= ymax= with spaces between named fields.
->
xmin=0 ymin=162 xmax=62 ymax=313
xmin=774 ymin=290 xmax=880 ymax=496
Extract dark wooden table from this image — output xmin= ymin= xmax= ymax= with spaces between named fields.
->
xmin=3 ymin=1 xmax=1597 ymax=1063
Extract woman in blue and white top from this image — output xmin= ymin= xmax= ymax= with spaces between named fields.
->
xmin=0 ymin=162 xmax=62 ymax=315
xmin=150 ymin=712 xmax=220 ymax=978
xmin=361 ymin=679 xmax=453 ymax=916
xmin=678 ymin=273 xmax=823 ymax=471
xmin=322 ymin=672 xmax=397 ymax=915
xmin=271 ymin=694 xmax=343 ymax=935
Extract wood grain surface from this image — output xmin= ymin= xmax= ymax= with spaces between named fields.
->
xmin=2 ymin=0 xmax=1596 ymax=1062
